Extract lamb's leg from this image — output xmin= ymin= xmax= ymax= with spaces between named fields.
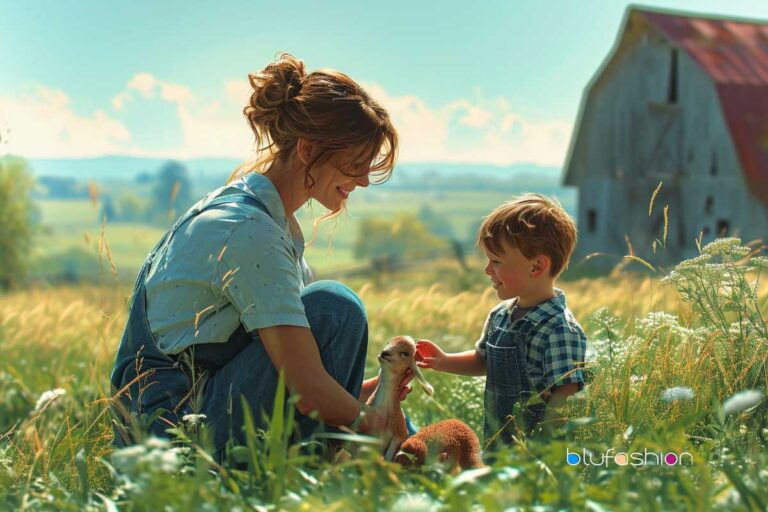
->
xmin=383 ymin=436 xmax=404 ymax=461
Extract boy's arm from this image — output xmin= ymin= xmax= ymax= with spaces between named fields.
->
xmin=540 ymin=382 xmax=580 ymax=435
xmin=416 ymin=340 xmax=487 ymax=376
xmin=537 ymin=321 xmax=587 ymax=432
xmin=542 ymin=382 xmax=580 ymax=425
xmin=439 ymin=349 xmax=487 ymax=376
xmin=417 ymin=308 xmax=497 ymax=377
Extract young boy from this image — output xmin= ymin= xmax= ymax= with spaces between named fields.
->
xmin=416 ymin=193 xmax=587 ymax=447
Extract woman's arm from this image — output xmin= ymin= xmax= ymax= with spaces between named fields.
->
xmin=257 ymin=324 xmax=363 ymax=427
xmin=359 ymin=377 xmax=379 ymax=403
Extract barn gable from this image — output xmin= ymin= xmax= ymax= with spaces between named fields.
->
xmin=565 ymin=6 xmax=768 ymax=205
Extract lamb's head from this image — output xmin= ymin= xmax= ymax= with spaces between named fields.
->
xmin=378 ymin=335 xmax=434 ymax=396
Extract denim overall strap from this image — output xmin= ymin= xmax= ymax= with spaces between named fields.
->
xmin=483 ymin=313 xmax=545 ymax=449
xmin=110 ymin=193 xmax=269 ymax=446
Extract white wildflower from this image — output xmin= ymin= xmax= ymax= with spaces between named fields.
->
xmin=723 ymin=390 xmax=763 ymax=415
xmin=111 ymin=445 xmax=147 ymax=468
xmin=144 ymin=436 xmax=171 ymax=451
xmin=182 ymin=413 xmax=207 ymax=426
xmin=701 ymin=238 xmax=744 ymax=257
xmin=661 ymin=387 xmax=695 ymax=402
xmin=630 ymin=375 xmax=647 ymax=384
xmin=33 ymin=388 xmax=66 ymax=414
xmin=112 ymin=437 xmax=181 ymax=475
xmin=636 ymin=311 xmax=679 ymax=329
xmin=676 ymin=253 xmax=713 ymax=269
xmin=499 ymin=467 xmax=521 ymax=480
xmin=748 ymin=256 xmax=768 ymax=271
xmin=390 ymin=492 xmax=441 ymax=511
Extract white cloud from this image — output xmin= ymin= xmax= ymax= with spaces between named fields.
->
xmin=111 ymin=91 xmax=133 ymax=111
xmin=115 ymin=73 xmax=254 ymax=159
xmin=448 ymin=99 xmax=492 ymax=129
xmin=363 ymin=82 xmax=571 ymax=166
xmin=1 ymin=77 xmax=571 ymax=165
xmin=225 ymin=80 xmax=251 ymax=104
xmin=127 ymin=72 xmax=158 ymax=97
xmin=0 ymin=86 xmax=132 ymax=158
xmin=160 ymin=82 xmax=193 ymax=103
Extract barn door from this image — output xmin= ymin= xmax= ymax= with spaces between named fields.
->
xmin=644 ymin=105 xmax=682 ymax=176
xmin=643 ymin=105 xmax=686 ymax=259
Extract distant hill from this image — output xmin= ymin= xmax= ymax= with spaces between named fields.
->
xmin=25 ymin=156 xmax=564 ymax=186
xmin=26 ymin=156 xmax=241 ymax=182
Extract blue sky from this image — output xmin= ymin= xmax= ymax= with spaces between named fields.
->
xmin=2 ymin=0 xmax=767 ymax=165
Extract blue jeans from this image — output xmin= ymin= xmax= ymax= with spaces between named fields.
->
xmin=199 ymin=280 xmax=369 ymax=452
xmin=111 ymin=191 xmax=372 ymax=455
xmin=111 ymin=276 xmax=369 ymax=455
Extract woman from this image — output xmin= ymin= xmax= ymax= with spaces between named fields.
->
xmin=110 ymin=53 xmax=405 ymax=454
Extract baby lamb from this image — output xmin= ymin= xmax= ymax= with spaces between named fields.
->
xmin=367 ymin=335 xmax=483 ymax=471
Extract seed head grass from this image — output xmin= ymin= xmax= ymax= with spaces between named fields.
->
xmin=1 ymin=244 xmax=767 ymax=509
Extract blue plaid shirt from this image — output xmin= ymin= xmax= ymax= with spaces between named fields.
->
xmin=475 ymin=289 xmax=587 ymax=392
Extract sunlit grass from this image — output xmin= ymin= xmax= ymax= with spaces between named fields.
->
xmin=1 ymin=241 xmax=767 ymax=509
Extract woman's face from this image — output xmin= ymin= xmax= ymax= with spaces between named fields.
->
xmin=307 ymin=147 xmax=372 ymax=210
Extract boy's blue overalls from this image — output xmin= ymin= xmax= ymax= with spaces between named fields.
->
xmin=483 ymin=308 xmax=546 ymax=448
xmin=110 ymin=192 xmax=272 ymax=446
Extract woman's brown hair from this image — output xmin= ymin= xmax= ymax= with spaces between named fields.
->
xmin=229 ymin=53 xmax=398 ymax=193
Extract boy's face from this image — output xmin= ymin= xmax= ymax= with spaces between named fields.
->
xmin=482 ymin=244 xmax=538 ymax=300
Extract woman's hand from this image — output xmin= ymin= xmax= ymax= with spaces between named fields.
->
xmin=415 ymin=339 xmax=447 ymax=371
xmin=397 ymin=368 xmax=413 ymax=401
xmin=356 ymin=404 xmax=387 ymax=435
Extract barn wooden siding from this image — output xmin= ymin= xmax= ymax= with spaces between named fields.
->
xmin=564 ymin=8 xmax=768 ymax=268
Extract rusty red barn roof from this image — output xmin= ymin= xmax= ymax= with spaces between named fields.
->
xmin=638 ymin=8 xmax=768 ymax=204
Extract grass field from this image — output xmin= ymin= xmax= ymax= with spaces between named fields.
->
xmin=1 ymin=237 xmax=767 ymax=510
xmin=29 ymin=186 xmax=576 ymax=280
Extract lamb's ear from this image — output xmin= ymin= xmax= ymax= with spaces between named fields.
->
xmin=410 ymin=361 xmax=434 ymax=396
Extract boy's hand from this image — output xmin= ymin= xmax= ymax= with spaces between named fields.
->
xmin=415 ymin=339 xmax=447 ymax=371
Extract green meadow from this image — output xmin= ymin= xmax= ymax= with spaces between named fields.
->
xmin=30 ymin=187 xmax=572 ymax=279
xmin=3 ymin=187 xmax=767 ymax=510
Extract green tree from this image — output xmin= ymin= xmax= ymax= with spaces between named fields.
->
xmin=353 ymin=214 xmax=448 ymax=260
xmin=417 ymin=203 xmax=454 ymax=239
xmin=99 ymin=194 xmax=117 ymax=223
xmin=0 ymin=156 xmax=36 ymax=290
xmin=151 ymin=160 xmax=193 ymax=220
xmin=117 ymin=191 xmax=145 ymax=222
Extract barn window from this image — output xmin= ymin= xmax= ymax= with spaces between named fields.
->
xmin=716 ymin=219 xmax=730 ymax=236
xmin=587 ymin=209 xmax=597 ymax=233
xmin=667 ymin=49 xmax=678 ymax=104
xmin=710 ymin=151 xmax=718 ymax=176
xmin=705 ymin=196 xmax=714 ymax=214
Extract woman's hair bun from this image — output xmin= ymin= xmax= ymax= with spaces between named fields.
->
xmin=245 ymin=53 xmax=306 ymax=129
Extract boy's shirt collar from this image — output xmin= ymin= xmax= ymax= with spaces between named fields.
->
xmin=505 ymin=288 xmax=567 ymax=325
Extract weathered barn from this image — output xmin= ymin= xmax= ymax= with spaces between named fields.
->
xmin=564 ymin=6 xmax=768 ymax=267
